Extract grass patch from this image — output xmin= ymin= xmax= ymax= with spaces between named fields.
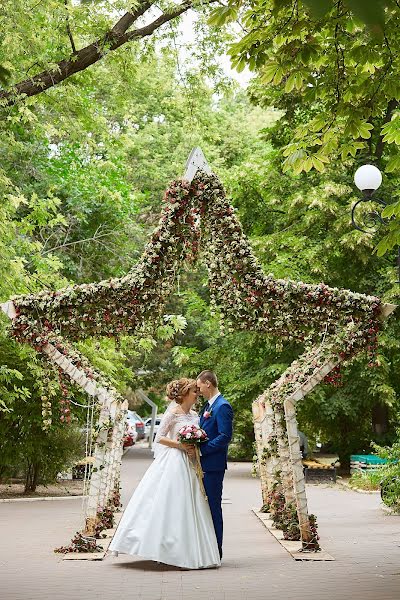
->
xmin=348 ymin=469 xmax=383 ymax=491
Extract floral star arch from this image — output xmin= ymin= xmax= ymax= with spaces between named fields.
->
xmin=1 ymin=152 xmax=395 ymax=556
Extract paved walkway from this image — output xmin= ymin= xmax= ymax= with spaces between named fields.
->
xmin=1 ymin=448 xmax=400 ymax=600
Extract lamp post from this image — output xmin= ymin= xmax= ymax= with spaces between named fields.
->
xmin=352 ymin=164 xmax=400 ymax=284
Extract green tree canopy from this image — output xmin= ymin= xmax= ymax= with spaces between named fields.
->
xmin=209 ymin=1 xmax=400 ymax=253
xmin=0 ymin=0 xmax=216 ymax=105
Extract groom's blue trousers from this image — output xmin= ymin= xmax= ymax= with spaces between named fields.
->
xmin=203 ymin=470 xmax=224 ymax=558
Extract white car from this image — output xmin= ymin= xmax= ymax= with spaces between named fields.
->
xmin=144 ymin=416 xmax=163 ymax=441
xmin=126 ymin=410 xmax=145 ymax=440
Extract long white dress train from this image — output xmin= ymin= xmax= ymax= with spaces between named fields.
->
xmin=109 ymin=409 xmax=221 ymax=569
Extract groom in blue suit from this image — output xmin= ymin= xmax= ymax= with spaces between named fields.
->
xmin=197 ymin=370 xmax=234 ymax=560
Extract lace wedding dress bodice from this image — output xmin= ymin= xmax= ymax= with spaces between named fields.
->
xmin=154 ymin=410 xmax=199 ymax=446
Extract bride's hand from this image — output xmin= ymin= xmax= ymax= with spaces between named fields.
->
xmin=180 ymin=443 xmax=196 ymax=459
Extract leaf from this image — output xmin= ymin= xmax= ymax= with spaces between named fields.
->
xmin=157 ymin=324 xmax=174 ymax=340
xmin=260 ymin=62 xmax=279 ymax=84
xmin=362 ymin=62 xmax=376 ymax=74
xmin=381 ymin=201 xmax=400 ymax=219
xmin=282 ymin=148 xmax=307 ymax=172
xmin=313 ymin=152 xmax=330 ymax=163
xmin=294 ymin=72 xmax=304 ymax=90
xmin=289 ymin=153 xmax=312 ymax=174
xmin=171 ymin=346 xmax=199 ymax=367
xmin=284 ymin=73 xmax=296 ymax=93
xmin=376 ymin=238 xmax=390 ymax=257
xmin=385 ymin=155 xmax=400 ymax=173
xmin=163 ymin=314 xmax=187 ymax=333
xmin=302 ymin=157 xmax=313 ymax=172
xmin=0 ymin=65 xmax=11 ymax=86
xmin=375 ymin=229 xmax=400 ymax=255
xmin=382 ymin=118 xmax=400 ymax=145
xmin=302 ymin=0 xmax=332 ymax=19
xmin=359 ymin=121 xmax=373 ymax=139
xmin=308 ymin=115 xmax=326 ymax=133
xmin=344 ymin=119 xmax=373 ymax=139
xmin=208 ymin=5 xmax=238 ymax=27
xmin=273 ymin=66 xmax=285 ymax=85
xmin=340 ymin=141 xmax=365 ymax=160
xmin=292 ymin=19 xmax=308 ymax=37
xmin=385 ymin=81 xmax=400 ymax=102
xmin=346 ymin=0 xmax=386 ymax=37
xmin=230 ymin=55 xmax=248 ymax=74
xmin=311 ymin=156 xmax=326 ymax=172
xmin=345 ymin=17 xmax=360 ymax=34
xmin=138 ymin=338 xmax=157 ymax=352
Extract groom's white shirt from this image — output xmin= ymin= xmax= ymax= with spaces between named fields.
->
xmin=207 ymin=390 xmax=220 ymax=408
xmin=199 ymin=390 xmax=220 ymax=457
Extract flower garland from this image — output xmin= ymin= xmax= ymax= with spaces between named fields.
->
xmin=10 ymin=180 xmax=201 ymax=347
xmin=58 ymin=368 xmax=71 ymax=424
xmin=54 ymin=482 xmax=122 ymax=554
xmin=41 ymin=393 xmax=52 ymax=431
xmin=9 ymin=174 xmax=382 ymax=359
xmin=265 ymin=320 xmax=375 ymax=419
xmin=263 ymin=480 xmax=320 ymax=550
xmin=54 ymin=531 xmax=103 ymax=554
xmin=197 ymin=175 xmax=382 ymax=347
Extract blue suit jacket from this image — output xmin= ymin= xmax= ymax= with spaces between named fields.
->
xmin=199 ymin=394 xmax=233 ymax=472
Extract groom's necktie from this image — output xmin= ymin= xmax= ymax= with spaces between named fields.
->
xmin=202 ymin=402 xmax=210 ymax=415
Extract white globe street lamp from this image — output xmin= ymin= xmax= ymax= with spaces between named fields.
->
xmin=351 ymin=165 xmax=386 ymax=233
xmin=352 ymin=164 xmax=400 ymax=284
xmin=354 ymin=164 xmax=383 ymax=195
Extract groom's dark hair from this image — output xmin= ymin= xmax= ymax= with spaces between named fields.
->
xmin=197 ymin=370 xmax=218 ymax=388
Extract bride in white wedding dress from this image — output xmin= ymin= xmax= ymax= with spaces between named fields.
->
xmin=109 ymin=378 xmax=221 ymax=569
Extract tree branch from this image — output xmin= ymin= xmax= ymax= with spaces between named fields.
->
xmin=64 ymin=0 xmax=77 ymax=54
xmin=110 ymin=1 xmax=153 ymax=34
xmin=25 ymin=227 xmax=118 ymax=270
xmin=0 ymin=0 xmax=197 ymax=107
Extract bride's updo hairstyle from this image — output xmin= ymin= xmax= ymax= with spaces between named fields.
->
xmin=166 ymin=378 xmax=196 ymax=404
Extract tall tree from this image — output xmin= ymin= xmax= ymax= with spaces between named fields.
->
xmin=0 ymin=0 xmax=216 ymax=105
xmin=209 ymin=0 xmax=400 ymax=253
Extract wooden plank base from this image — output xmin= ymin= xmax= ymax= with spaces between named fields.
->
xmin=252 ymin=508 xmax=335 ymax=561
xmin=62 ymin=513 xmax=122 ymax=561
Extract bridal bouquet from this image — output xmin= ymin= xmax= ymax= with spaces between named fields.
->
xmin=177 ymin=424 xmax=208 ymax=444
xmin=177 ymin=425 xmax=208 ymax=498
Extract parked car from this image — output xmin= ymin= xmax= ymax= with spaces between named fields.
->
xmin=127 ymin=410 xmax=145 ymax=440
xmin=71 ymin=456 xmax=95 ymax=479
xmin=123 ymin=422 xmax=138 ymax=448
xmin=144 ymin=416 xmax=163 ymax=441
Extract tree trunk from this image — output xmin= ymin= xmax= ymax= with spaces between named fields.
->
xmin=372 ymin=402 xmax=389 ymax=435
xmin=24 ymin=461 xmax=40 ymax=493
